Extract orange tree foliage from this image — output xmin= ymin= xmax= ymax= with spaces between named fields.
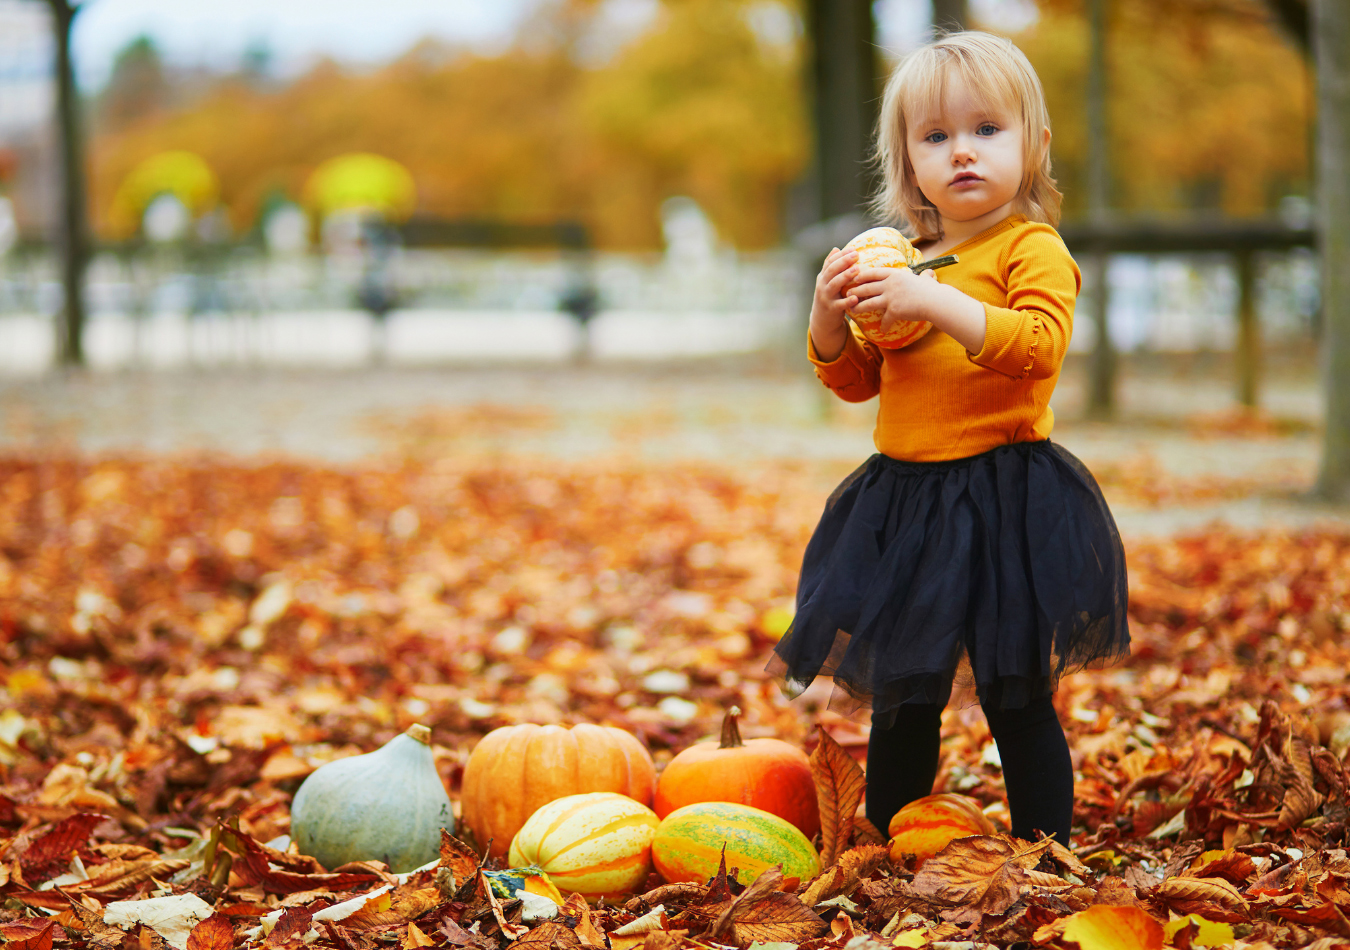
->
xmin=89 ymin=0 xmax=1310 ymax=250
xmin=1020 ymin=0 xmax=1311 ymax=217
xmin=88 ymin=0 xmax=808 ymax=250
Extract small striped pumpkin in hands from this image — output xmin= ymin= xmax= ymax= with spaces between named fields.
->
xmin=842 ymin=227 xmax=933 ymax=350
xmin=887 ymin=793 xmax=995 ymax=867
xmin=509 ymin=792 xmax=660 ymax=902
xmin=652 ymin=801 xmax=820 ymax=885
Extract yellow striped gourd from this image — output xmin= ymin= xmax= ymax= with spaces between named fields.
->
xmin=508 ymin=792 xmax=659 ymax=902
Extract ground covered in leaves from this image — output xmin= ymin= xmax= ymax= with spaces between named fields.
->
xmin=3 ymin=454 xmax=1350 ymax=950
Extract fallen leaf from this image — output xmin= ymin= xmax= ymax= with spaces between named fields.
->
xmin=263 ymin=907 xmax=314 ymax=948
xmin=909 ymin=835 xmax=1064 ymax=926
xmin=0 ymin=920 xmax=56 ymax=950
xmin=1162 ymin=914 xmax=1235 ymax=949
xmin=811 ymin=728 xmax=866 ymax=869
xmin=402 ymin=923 xmax=436 ymax=950
xmin=440 ymin=829 xmax=482 ymax=887
xmin=503 ymin=921 xmax=580 ymax=950
xmin=1051 ymin=905 xmax=1164 ymax=950
xmin=184 ymin=916 xmax=234 ymax=950
xmin=800 ymin=844 xmax=888 ymax=906
xmin=709 ymin=865 xmax=827 ymax=947
xmin=561 ymin=893 xmax=605 ymax=948
xmin=104 ymin=894 xmax=216 ymax=950
xmin=20 ymin=813 xmax=105 ymax=883
xmin=1155 ymin=877 xmax=1250 ymax=922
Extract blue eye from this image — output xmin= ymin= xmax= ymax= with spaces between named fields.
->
xmin=978 ymin=123 xmax=998 ymax=135
xmin=925 ymin=131 xmax=947 ymax=143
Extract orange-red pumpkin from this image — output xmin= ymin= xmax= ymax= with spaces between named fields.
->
xmin=843 ymin=227 xmax=932 ymax=349
xmin=461 ymin=723 xmax=656 ymax=861
xmin=887 ymin=793 xmax=995 ymax=866
xmin=654 ymin=707 xmax=819 ymax=840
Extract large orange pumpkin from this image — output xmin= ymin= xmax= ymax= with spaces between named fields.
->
xmin=654 ymin=707 xmax=819 ymax=840
xmin=461 ymin=723 xmax=656 ymax=861
xmin=887 ymin=793 xmax=995 ymax=867
xmin=843 ymin=227 xmax=932 ymax=350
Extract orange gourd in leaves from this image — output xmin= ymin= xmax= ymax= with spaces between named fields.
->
xmin=887 ymin=793 xmax=995 ymax=866
xmin=461 ymin=723 xmax=656 ymax=861
xmin=842 ymin=227 xmax=932 ymax=349
xmin=654 ymin=706 xmax=820 ymax=840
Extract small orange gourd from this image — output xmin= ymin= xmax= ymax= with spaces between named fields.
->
xmin=654 ymin=707 xmax=819 ymax=840
xmin=843 ymin=227 xmax=932 ymax=349
xmin=887 ymin=792 xmax=995 ymax=867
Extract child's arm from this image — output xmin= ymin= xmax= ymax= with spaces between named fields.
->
xmin=809 ymin=248 xmax=860 ymax=361
xmin=849 ymin=229 xmax=1078 ymax=379
xmin=808 ymin=248 xmax=882 ymax=402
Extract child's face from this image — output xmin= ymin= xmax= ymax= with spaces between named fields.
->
xmin=905 ymin=78 xmax=1025 ymax=228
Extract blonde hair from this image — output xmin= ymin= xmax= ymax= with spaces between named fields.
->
xmin=871 ymin=31 xmax=1062 ymax=243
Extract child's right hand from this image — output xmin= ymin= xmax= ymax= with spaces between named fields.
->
xmin=809 ymin=248 xmax=859 ymax=362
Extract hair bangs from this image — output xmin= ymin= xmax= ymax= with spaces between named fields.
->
xmin=900 ymin=49 xmax=1021 ymax=134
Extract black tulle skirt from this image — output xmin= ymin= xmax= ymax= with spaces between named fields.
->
xmin=767 ymin=440 xmax=1130 ymax=728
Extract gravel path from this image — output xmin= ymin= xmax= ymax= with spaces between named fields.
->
xmin=1 ymin=354 xmax=1344 ymax=537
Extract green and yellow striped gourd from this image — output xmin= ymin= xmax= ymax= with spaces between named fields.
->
xmin=652 ymin=801 xmax=820 ymax=885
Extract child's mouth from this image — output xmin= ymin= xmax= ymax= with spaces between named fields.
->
xmin=951 ymin=172 xmax=982 ymax=186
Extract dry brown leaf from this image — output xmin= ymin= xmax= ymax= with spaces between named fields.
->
xmin=504 ymin=921 xmax=581 ymax=950
xmin=0 ymin=920 xmax=57 ymax=950
xmin=810 ymin=728 xmax=866 ymax=869
xmin=639 ymin=931 xmax=687 ymax=950
xmin=183 ymin=917 xmax=233 ymax=950
xmin=800 ymin=844 xmax=888 ymax=906
xmin=439 ymin=830 xmax=482 ymax=886
xmin=1155 ymin=876 xmax=1251 ymax=922
xmin=263 ymin=907 xmax=314 ymax=949
xmin=19 ymin=813 xmax=105 ymax=883
xmin=625 ymin=883 xmax=707 ymax=912
xmin=561 ymin=893 xmax=605 ymax=948
xmin=402 ymin=923 xmax=436 ymax=950
xmin=708 ymin=865 xmax=827 ymax=947
xmin=1185 ymin=850 xmax=1256 ymax=885
xmin=909 ymin=834 xmax=1063 ymax=926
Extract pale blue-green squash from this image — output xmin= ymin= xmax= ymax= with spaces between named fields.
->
xmin=291 ymin=723 xmax=454 ymax=873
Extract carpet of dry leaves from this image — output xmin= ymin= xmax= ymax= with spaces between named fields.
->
xmin=3 ymin=452 xmax=1350 ymax=950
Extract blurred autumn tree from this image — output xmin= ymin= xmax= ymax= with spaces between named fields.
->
xmin=1022 ymin=0 xmax=1311 ymax=218
xmin=96 ymin=34 xmax=172 ymax=134
xmin=88 ymin=0 xmax=1309 ymax=249
xmin=88 ymin=0 xmax=808 ymax=249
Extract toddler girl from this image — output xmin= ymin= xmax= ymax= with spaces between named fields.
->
xmin=768 ymin=31 xmax=1129 ymax=846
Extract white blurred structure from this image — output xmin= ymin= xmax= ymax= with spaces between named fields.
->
xmin=0 ymin=196 xmax=16 ymax=257
xmin=660 ymin=196 xmax=719 ymax=267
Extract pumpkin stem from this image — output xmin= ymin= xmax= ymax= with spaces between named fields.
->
xmin=406 ymin=723 xmax=432 ymax=745
xmin=719 ymin=707 xmax=744 ymax=749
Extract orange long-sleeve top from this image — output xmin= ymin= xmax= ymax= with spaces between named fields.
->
xmin=810 ymin=214 xmax=1082 ymax=462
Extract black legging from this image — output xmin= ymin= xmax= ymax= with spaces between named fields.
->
xmin=864 ymin=695 xmax=1073 ymax=843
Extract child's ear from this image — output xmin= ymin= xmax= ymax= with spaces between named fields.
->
xmin=1040 ymin=126 xmax=1051 ymax=157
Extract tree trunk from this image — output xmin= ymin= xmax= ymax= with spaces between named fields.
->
xmin=1085 ymin=0 xmax=1116 ymax=419
xmin=1314 ymin=0 xmax=1350 ymax=500
xmin=931 ymin=0 xmax=968 ymax=32
xmin=805 ymin=0 xmax=879 ymax=221
xmin=50 ymin=0 xmax=87 ymax=367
